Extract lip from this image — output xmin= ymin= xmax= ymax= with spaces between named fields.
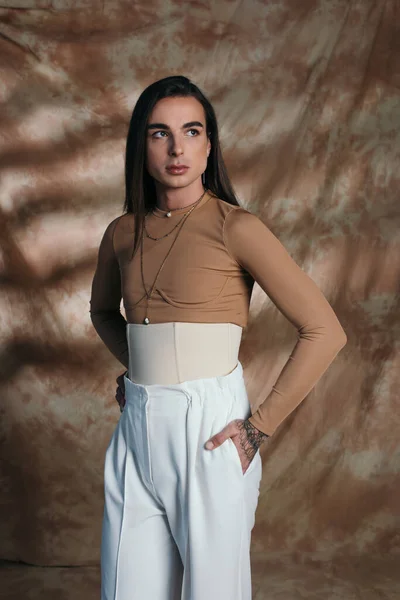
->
xmin=166 ymin=165 xmax=189 ymax=172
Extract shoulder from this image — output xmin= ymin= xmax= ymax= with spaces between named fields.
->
xmin=111 ymin=212 xmax=135 ymax=233
xmin=98 ymin=213 xmax=133 ymax=258
xmin=210 ymin=195 xmax=254 ymax=222
xmin=101 ymin=214 xmax=124 ymax=237
xmin=210 ymin=195 xmax=258 ymax=220
xmin=222 ymin=203 xmax=268 ymax=237
xmin=207 ymin=196 xmax=272 ymax=239
xmin=103 ymin=213 xmax=135 ymax=241
xmin=221 ymin=204 xmax=281 ymax=265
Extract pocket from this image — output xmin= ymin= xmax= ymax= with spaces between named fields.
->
xmin=227 ymin=437 xmax=260 ymax=477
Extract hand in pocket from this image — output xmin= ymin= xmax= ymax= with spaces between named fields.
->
xmin=205 ymin=419 xmax=258 ymax=475
xmin=115 ymin=371 xmax=127 ymax=412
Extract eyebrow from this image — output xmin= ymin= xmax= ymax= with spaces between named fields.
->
xmin=146 ymin=121 xmax=204 ymax=131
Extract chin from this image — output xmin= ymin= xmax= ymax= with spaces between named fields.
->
xmin=162 ymin=174 xmax=198 ymax=187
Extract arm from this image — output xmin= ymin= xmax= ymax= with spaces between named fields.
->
xmin=223 ymin=208 xmax=347 ymax=438
xmin=89 ymin=216 xmax=130 ymax=370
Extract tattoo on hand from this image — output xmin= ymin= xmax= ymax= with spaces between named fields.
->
xmin=237 ymin=419 xmax=269 ymax=460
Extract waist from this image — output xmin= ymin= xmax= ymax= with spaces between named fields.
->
xmin=126 ymin=322 xmax=243 ymax=385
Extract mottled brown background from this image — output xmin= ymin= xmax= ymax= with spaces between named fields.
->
xmin=0 ymin=0 xmax=399 ymax=598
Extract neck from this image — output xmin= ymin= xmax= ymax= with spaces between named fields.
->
xmin=155 ymin=184 xmax=207 ymax=212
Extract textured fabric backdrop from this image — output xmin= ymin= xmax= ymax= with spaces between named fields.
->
xmin=0 ymin=0 xmax=399 ymax=569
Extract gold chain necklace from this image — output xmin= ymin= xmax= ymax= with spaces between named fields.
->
xmin=144 ymin=189 xmax=207 ymax=240
xmin=140 ymin=189 xmax=209 ymax=324
xmin=150 ymin=192 xmax=206 ymax=220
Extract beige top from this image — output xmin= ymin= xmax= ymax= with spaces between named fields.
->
xmin=90 ymin=192 xmax=347 ymax=435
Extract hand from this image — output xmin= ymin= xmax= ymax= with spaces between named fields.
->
xmin=115 ymin=371 xmax=127 ymax=412
xmin=204 ymin=418 xmax=269 ymax=475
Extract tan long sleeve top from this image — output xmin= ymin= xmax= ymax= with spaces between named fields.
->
xmin=90 ymin=192 xmax=347 ymax=436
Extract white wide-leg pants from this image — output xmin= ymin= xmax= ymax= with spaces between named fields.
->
xmin=101 ymin=360 xmax=262 ymax=600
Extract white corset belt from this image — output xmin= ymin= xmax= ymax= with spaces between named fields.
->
xmin=126 ymin=322 xmax=243 ymax=385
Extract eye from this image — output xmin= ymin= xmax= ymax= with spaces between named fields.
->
xmin=151 ymin=129 xmax=200 ymax=138
xmin=152 ymin=131 xmax=167 ymax=138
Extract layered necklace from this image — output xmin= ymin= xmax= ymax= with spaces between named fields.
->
xmin=140 ymin=188 xmax=209 ymax=324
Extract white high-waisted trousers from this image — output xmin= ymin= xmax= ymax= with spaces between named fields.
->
xmin=101 ymin=360 xmax=262 ymax=600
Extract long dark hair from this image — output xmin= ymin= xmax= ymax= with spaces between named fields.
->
xmin=123 ymin=75 xmax=240 ymax=258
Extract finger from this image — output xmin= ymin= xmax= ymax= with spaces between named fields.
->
xmin=204 ymin=425 xmax=232 ymax=450
xmin=116 ymin=384 xmax=125 ymax=397
xmin=117 ymin=399 xmax=125 ymax=411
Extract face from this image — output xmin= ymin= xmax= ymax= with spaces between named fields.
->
xmin=145 ymin=96 xmax=211 ymax=191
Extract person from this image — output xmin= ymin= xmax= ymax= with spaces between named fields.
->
xmin=89 ymin=75 xmax=347 ymax=600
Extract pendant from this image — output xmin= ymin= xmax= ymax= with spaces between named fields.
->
xmin=144 ymin=316 xmax=150 ymax=324
xmin=166 ymin=212 xmax=171 ymax=217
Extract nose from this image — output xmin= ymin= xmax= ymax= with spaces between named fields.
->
xmin=169 ymin=135 xmax=183 ymax=156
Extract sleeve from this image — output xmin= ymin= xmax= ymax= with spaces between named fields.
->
xmin=89 ymin=216 xmax=130 ymax=369
xmin=223 ymin=208 xmax=347 ymax=436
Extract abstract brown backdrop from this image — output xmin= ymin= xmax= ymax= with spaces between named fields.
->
xmin=0 ymin=0 xmax=399 ymax=597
